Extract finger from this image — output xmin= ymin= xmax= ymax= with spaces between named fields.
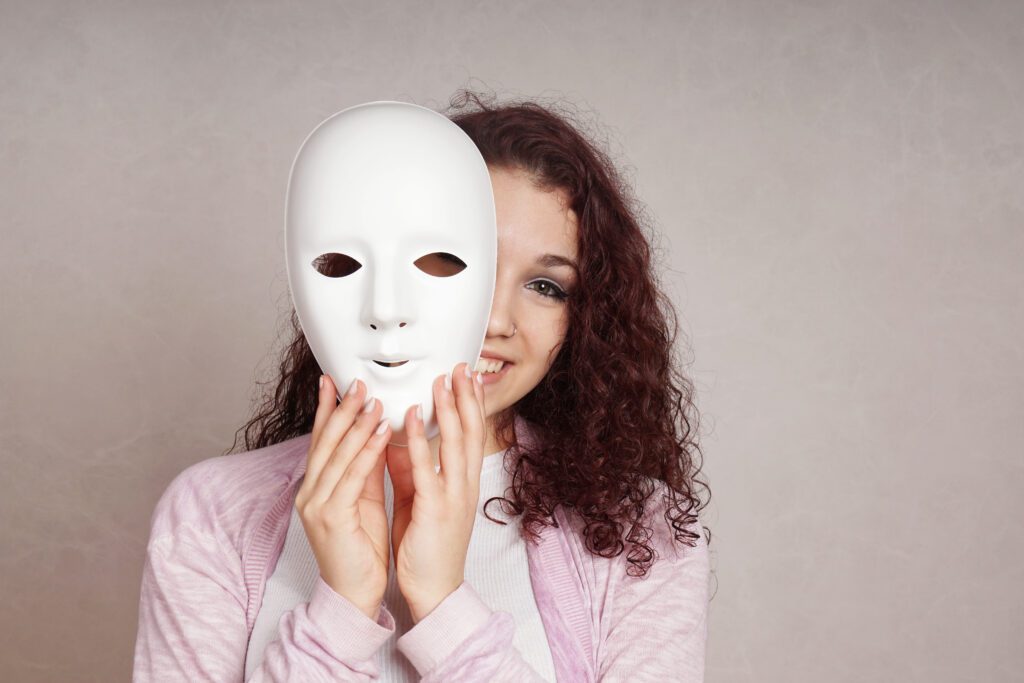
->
xmin=327 ymin=413 xmax=390 ymax=509
xmin=300 ymin=373 xmax=337 ymax=509
xmin=309 ymin=374 xmax=336 ymax=451
xmin=472 ymin=367 xmax=485 ymax=421
xmin=387 ymin=409 xmax=418 ymax=508
xmin=405 ymin=401 xmax=441 ymax=500
xmin=453 ymin=362 xmax=485 ymax=480
xmin=463 ymin=362 xmax=486 ymax=435
xmin=303 ymin=377 xmax=364 ymax=496
xmin=361 ymin=426 xmax=389 ymax=503
xmin=309 ymin=394 xmax=382 ymax=506
xmin=471 ymin=368 xmax=486 ymax=482
xmin=435 ymin=370 xmax=465 ymax=482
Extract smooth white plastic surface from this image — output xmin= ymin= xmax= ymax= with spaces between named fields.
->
xmin=284 ymin=101 xmax=497 ymax=442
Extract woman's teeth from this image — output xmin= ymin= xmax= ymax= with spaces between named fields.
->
xmin=474 ymin=358 xmax=505 ymax=373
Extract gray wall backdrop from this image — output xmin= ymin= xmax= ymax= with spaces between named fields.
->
xmin=2 ymin=0 xmax=1021 ymax=681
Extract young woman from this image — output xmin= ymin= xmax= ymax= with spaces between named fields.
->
xmin=133 ymin=90 xmax=713 ymax=682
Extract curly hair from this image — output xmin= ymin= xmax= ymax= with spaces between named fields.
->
xmin=227 ymin=88 xmax=713 ymax=580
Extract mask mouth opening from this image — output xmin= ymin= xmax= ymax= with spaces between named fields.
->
xmin=374 ymin=360 xmax=409 ymax=368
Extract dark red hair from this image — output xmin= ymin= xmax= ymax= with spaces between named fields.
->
xmin=229 ymin=89 xmax=713 ymax=579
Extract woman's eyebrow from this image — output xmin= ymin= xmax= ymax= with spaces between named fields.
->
xmin=536 ymin=253 xmax=578 ymax=271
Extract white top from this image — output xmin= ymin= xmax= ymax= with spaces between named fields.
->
xmin=244 ymin=449 xmax=557 ymax=681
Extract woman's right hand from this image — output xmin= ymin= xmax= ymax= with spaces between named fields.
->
xmin=295 ymin=374 xmax=391 ymax=621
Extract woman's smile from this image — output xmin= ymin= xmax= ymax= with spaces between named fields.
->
xmin=474 ymin=358 xmax=514 ymax=385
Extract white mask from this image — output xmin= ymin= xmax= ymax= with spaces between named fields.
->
xmin=284 ymin=101 xmax=497 ymax=442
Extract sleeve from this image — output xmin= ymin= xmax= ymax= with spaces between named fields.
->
xmin=395 ymin=581 xmax=551 ymax=682
xmin=596 ymin=520 xmax=711 ymax=682
xmin=132 ymin=524 xmax=396 ymax=682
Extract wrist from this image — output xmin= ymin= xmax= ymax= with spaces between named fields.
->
xmin=408 ymin=598 xmax=437 ymax=624
xmin=354 ymin=599 xmax=382 ymax=622
xmin=406 ymin=585 xmax=459 ymax=624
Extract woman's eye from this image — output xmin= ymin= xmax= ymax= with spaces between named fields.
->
xmin=528 ymin=280 xmax=568 ymax=301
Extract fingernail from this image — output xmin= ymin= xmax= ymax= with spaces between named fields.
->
xmin=375 ymin=418 xmax=388 ymax=435
xmin=463 ymin=364 xmax=472 ymax=379
xmin=319 ymin=375 xmax=324 ymax=390
xmin=444 ymin=372 xmax=452 ymax=392
xmin=475 ymin=371 xmax=483 ymax=385
xmin=415 ymin=403 xmax=423 ymax=421
xmin=348 ymin=378 xmax=358 ymax=396
xmin=363 ymin=397 xmax=375 ymax=413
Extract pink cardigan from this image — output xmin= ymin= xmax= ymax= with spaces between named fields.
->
xmin=132 ymin=417 xmax=710 ymax=681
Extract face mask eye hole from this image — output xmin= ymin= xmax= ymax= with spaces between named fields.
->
xmin=312 ymin=253 xmax=362 ymax=278
xmin=414 ymin=252 xmax=467 ymax=278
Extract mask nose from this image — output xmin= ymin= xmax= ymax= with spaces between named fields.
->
xmin=362 ymin=265 xmax=416 ymax=332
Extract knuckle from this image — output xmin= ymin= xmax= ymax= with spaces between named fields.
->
xmin=295 ymin=500 xmax=313 ymax=521
xmin=314 ymin=502 xmax=341 ymax=530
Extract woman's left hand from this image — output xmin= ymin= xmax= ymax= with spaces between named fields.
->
xmin=385 ymin=361 xmax=486 ymax=623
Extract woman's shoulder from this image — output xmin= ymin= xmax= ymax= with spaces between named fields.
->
xmin=144 ymin=432 xmax=312 ymax=552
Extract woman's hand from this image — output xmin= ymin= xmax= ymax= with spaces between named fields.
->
xmin=295 ymin=374 xmax=391 ymax=621
xmin=385 ymin=361 xmax=486 ymax=623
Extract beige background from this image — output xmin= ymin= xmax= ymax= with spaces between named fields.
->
xmin=2 ymin=0 xmax=1022 ymax=680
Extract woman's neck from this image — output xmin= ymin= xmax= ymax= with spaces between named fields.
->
xmin=427 ymin=413 xmax=509 ymax=469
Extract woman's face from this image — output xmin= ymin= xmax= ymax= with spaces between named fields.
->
xmin=473 ymin=166 xmax=579 ymax=422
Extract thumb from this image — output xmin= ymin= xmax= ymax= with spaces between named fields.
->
xmin=386 ymin=408 xmax=417 ymax=506
xmin=363 ymin=437 xmax=388 ymax=502
xmin=472 ymin=369 xmax=486 ymax=421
